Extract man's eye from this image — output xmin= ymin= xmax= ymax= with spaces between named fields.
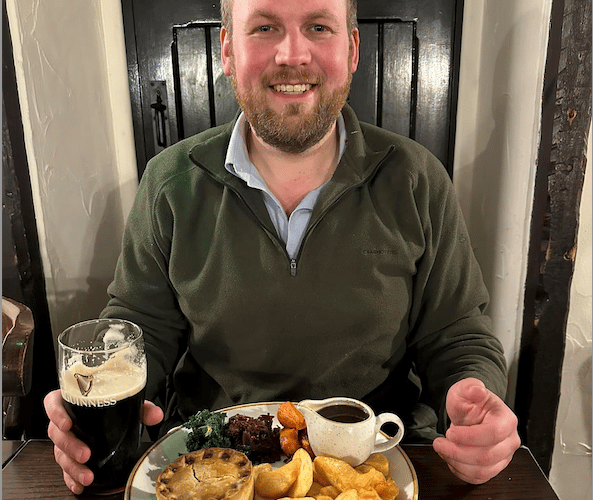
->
xmin=257 ymin=25 xmax=273 ymax=32
xmin=311 ymin=25 xmax=328 ymax=32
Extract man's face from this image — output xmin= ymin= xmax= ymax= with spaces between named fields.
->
xmin=221 ymin=0 xmax=359 ymax=154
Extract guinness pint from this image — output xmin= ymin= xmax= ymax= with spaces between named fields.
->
xmin=58 ymin=319 xmax=147 ymax=494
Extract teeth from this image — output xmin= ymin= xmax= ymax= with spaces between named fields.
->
xmin=273 ymin=84 xmax=312 ymax=94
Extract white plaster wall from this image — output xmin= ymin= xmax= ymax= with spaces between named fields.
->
xmin=549 ymin=127 xmax=592 ymax=500
xmin=5 ymin=0 xmax=138 ymax=341
xmin=453 ymin=0 xmax=553 ymax=404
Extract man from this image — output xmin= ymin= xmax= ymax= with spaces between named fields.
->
xmin=45 ymin=0 xmax=520 ymax=493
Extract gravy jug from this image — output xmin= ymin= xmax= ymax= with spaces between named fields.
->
xmin=297 ymin=397 xmax=404 ymax=466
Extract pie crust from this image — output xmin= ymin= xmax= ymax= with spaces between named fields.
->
xmin=156 ymin=448 xmax=254 ymax=500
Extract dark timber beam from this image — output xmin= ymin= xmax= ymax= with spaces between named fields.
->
xmin=515 ymin=0 xmax=592 ymax=475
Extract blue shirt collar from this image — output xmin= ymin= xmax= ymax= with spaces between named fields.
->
xmin=224 ymin=112 xmax=347 ymax=193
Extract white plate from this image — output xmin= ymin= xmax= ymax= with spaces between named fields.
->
xmin=125 ymin=402 xmax=418 ymax=500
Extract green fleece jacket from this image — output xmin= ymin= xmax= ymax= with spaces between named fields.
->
xmin=102 ymin=105 xmax=507 ymax=441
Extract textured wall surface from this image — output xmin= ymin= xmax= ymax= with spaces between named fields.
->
xmin=453 ymin=0 xmax=553 ymax=403
xmin=6 ymin=0 xmax=137 ymax=340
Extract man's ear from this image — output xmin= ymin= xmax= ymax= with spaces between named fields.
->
xmin=221 ymin=27 xmax=232 ymax=76
xmin=350 ymin=28 xmax=360 ymax=74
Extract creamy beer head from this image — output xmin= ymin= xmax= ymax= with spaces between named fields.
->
xmin=60 ymin=346 xmax=147 ymax=407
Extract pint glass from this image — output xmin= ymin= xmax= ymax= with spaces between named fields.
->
xmin=58 ymin=319 xmax=147 ymax=494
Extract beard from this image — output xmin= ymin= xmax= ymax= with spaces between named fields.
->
xmin=230 ymin=62 xmax=352 ymax=155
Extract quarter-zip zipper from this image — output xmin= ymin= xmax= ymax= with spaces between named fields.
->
xmin=289 ymin=146 xmax=396 ymax=276
xmin=191 ymin=146 xmax=396 ymax=277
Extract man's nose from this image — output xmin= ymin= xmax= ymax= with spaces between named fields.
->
xmin=275 ymin=29 xmax=312 ymax=66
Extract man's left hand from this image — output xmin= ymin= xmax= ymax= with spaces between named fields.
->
xmin=432 ymin=377 xmax=521 ymax=484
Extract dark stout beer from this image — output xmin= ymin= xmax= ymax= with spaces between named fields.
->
xmin=61 ymin=347 xmax=146 ymax=493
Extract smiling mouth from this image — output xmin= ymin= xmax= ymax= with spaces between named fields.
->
xmin=272 ymin=83 xmax=313 ymax=95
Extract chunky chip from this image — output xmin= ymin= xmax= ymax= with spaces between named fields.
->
xmin=318 ymin=485 xmax=340 ymax=498
xmin=357 ymin=490 xmax=381 ymax=500
xmin=373 ymin=479 xmax=399 ymax=500
xmin=306 ymin=481 xmax=323 ymax=498
xmin=356 ymin=454 xmax=390 ymax=478
xmin=313 ymin=457 xmax=371 ymax=491
xmin=353 ymin=466 xmax=385 ymax=489
xmin=313 ymin=462 xmax=332 ymax=487
xmin=256 ymin=451 xmax=398 ymax=500
xmin=311 ymin=455 xmax=398 ymax=500
xmin=334 ymin=490 xmax=359 ymax=500
xmin=277 ymin=497 xmax=316 ymax=500
xmin=288 ymin=449 xmax=314 ymax=497
xmin=253 ymin=463 xmax=275 ymax=500
xmin=253 ymin=463 xmax=274 ymax=481
xmin=255 ymin=458 xmax=300 ymax=497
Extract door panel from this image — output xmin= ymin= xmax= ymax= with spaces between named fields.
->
xmin=123 ymin=0 xmax=462 ymax=177
xmin=352 ymin=23 xmax=380 ymax=126
xmin=350 ymin=21 xmax=415 ymax=137
xmin=173 ymin=23 xmax=238 ymax=139
xmin=175 ymin=27 xmax=211 ymax=138
xmin=211 ymin=27 xmax=239 ymax=127
xmin=381 ymin=22 xmax=415 ymax=136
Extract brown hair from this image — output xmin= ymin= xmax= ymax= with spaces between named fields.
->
xmin=220 ymin=0 xmax=358 ymax=36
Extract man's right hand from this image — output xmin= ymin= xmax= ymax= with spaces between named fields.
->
xmin=44 ymin=389 xmax=164 ymax=494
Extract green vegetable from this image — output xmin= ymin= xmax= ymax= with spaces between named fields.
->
xmin=183 ymin=409 xmax=231 ymax=452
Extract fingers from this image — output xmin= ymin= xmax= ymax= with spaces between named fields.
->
xmin=45 ymin=390 xmax=91 ymax=465
xmin=433 ymin=428 xmax=521 ymax=484
xmin=47 ymin=421 xmax=91 ymax=464
xmin=43 ymin=390 xmax=72 ymax=432
xmin=433 ymin=435 xmax=518 ymax=468
xmin=142 ymin=400 xmax=165 ymax=426
xmin=45 ymin=390 xmax=93 ymax=494
xmin=445 ymin=391 xmax=519 ymax=448
xmin=447 ymin=377 xmax=485 ymax=396
xmin=444 ymin=453 xmax=513 ymax=485
xmin=62 ymin=470 xmax=85 ymax=496
xmin=445 ymin=379 xmax=490 ymax=426
xmin=445 ymin=409 xmax=519 ymax=446
xmin=434 ymin=381 xmax=521 ymax=484
xmin=48 ymin=420 xmax=94 ymax=493
xmin=54 ymin=444 xmax=94 ymax=493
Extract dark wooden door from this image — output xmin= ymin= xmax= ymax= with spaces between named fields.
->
xmin=122 ymin=0 xmax=463 ymax=177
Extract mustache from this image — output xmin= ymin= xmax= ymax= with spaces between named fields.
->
xmin=261 ymin=68 xmax=324 ymax=86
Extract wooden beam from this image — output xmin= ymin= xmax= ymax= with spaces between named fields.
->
xmin=516 ymin=0 xmax=592 ymax=475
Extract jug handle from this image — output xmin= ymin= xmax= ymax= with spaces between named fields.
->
xmin=373 ymin=413 xmax=405 ymax=453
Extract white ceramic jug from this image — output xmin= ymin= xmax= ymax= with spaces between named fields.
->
xmin=297 ymin=397 xmax=404 ymax=466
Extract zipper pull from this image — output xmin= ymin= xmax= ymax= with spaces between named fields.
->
xmin=290 ymin=259 xmax=297 ymax=277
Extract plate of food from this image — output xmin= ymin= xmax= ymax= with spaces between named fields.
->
xmin=125 ymin=402 xmax=418 ymax=500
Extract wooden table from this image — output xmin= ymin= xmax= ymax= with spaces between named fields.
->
xmin=2 ymin=440 xmax=560 ymax=499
